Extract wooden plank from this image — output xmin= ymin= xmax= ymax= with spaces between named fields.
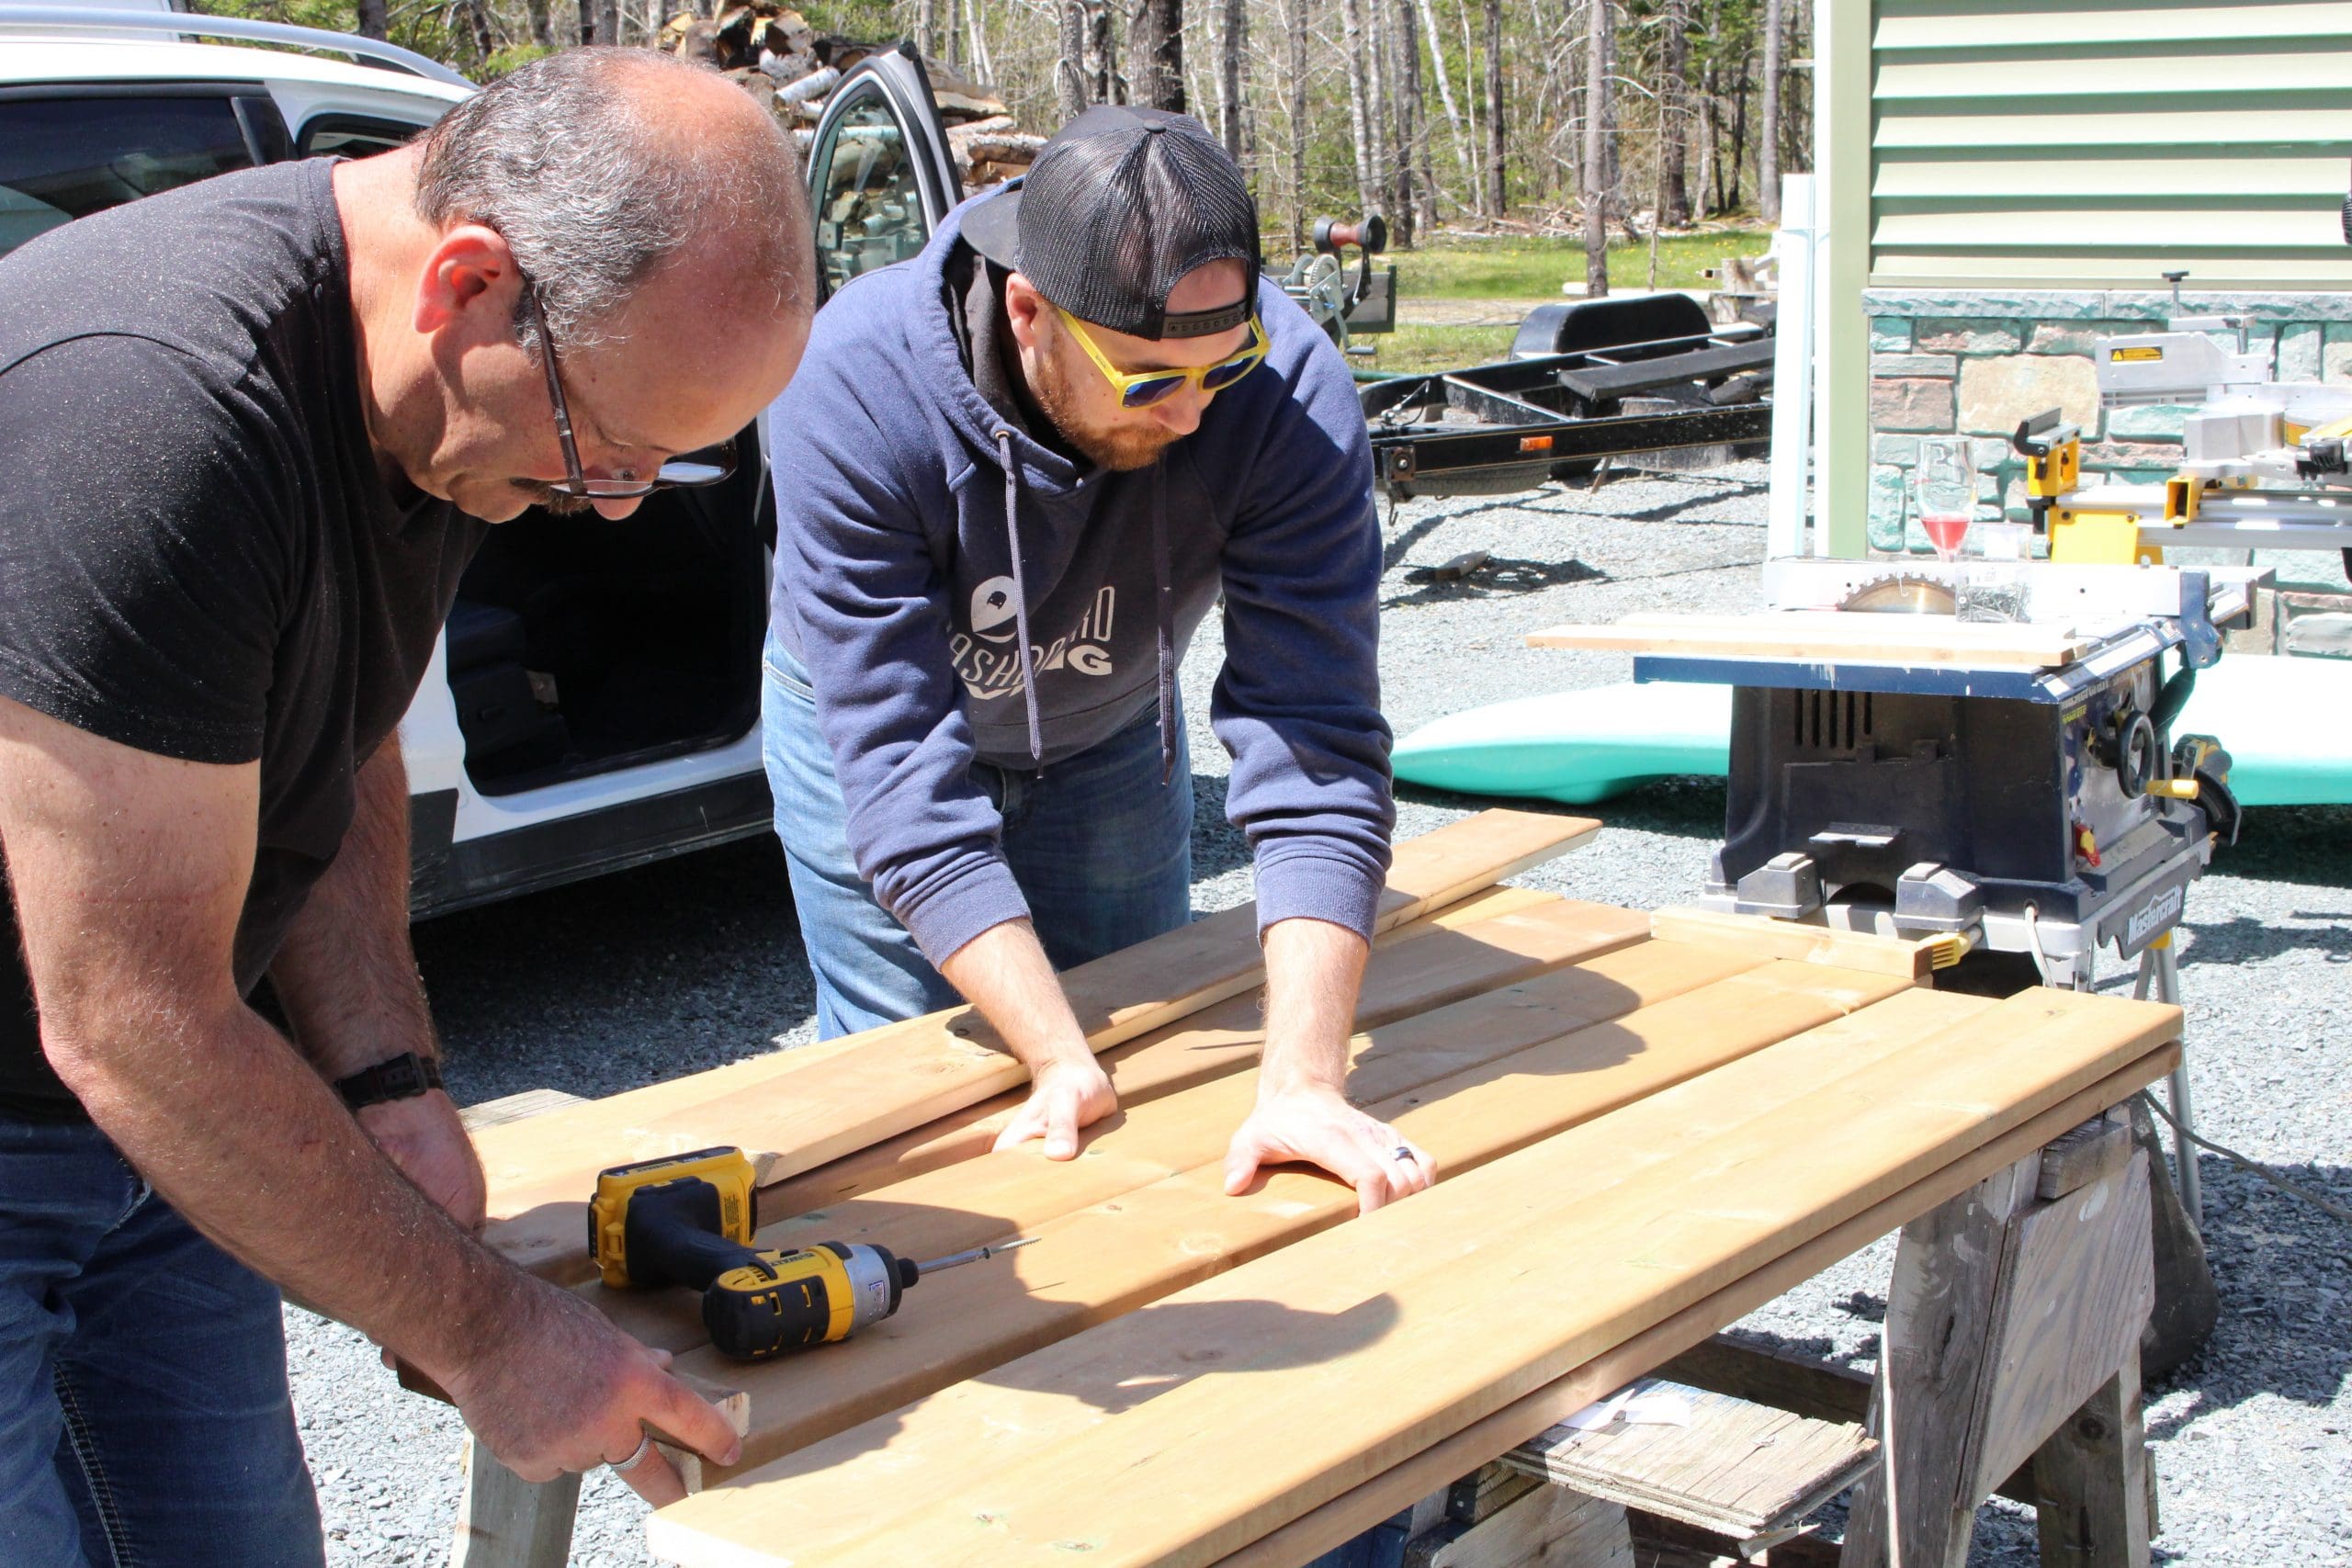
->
xmin=2030 ymin=1349 xmax=2154 ymax=1568
xmin=1847 ymin=1151 xmax=2155 ymax=1568
xmin=500 ymin=886 xmax=1562 ymax=1291
xmin=662 ymin=953 xmax=1885 ymax=1459
xmin=1630 ymin=1514 xmax=1838 ymax=1566
xmin=1506 ymin=1381 xmax=1875 ymax=1538
xmin=449 ymin=1438 xmax=578 ymax=1568
xmin=1648 ymin=908 xmax=1936 ymax=983
xmin=752 ymin=894 xmax=1646 ymax=1224
xmin=1447 ymin=1462 xmax=1542 ymax=1527
xmin=1527 ymin=614 xmax=2093 ymax=669
xmin=657 ymin=1378 xmax=753 ymax=1495
xmin=1658 ymin=1338 xmax=1871 ymax=1428
xmin=1965 ymin=1154 xmax=2155 ymax=1502
xmin=1211 ymin=1048 xmax=2177 ymax=1568
xmin=2037 ymin=1110 xmax=2135 ymax=1201
xmin=645 ymin=989 xmax=2177 ymax=1566
xmin=1840 ymin=1152 xmax=2043 ymax=1568
xmin=457 ymin=1088 xmax=585 ymax=1133
xmin=550 ymin=894 xmax=1645 ymax=1325
xmin=1404 ymin=1484 xmax=1634 ymax=1568
xmin=479 ymin=811 xmax=1600 ymax=1280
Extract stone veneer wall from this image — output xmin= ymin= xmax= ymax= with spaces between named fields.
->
xmin=1862 ymin=288 xmax=2352 ymax=554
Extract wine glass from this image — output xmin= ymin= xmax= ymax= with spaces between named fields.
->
xmin=1914 ymin=437 xmax=1977 ymax=564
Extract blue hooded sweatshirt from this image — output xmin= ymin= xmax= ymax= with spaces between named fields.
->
xmin=764 ymin=191 xmax=1394 ymax=966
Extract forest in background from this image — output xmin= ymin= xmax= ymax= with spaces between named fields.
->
xmin=193 ymin=0 xmax=1812 ymax=262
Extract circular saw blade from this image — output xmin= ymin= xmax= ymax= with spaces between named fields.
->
xmin=1838 ymin=573 xmax=1958 ymax=615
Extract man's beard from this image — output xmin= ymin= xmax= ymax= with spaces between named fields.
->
xmin=510 ymin=479 xmax=597 ymax=517
xmin=1027 ymin=326 xmax=1182 ymax=473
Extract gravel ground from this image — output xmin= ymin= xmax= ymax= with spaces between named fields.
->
xmin=288 ymin=459 xmax=2352 ymax=1564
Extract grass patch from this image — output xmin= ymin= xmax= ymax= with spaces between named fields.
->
xmin=1359 ymin=322 xmax=1520 ymax=375
xmin=1389 ymin=229 xmax=1770 ymax=299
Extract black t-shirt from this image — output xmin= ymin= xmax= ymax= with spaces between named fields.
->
xmin=0 ymin=158 xmax=487 ymax=1122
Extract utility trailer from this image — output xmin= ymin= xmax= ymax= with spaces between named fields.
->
xmin=1361 ymin=291 xmax=1777 ymax=500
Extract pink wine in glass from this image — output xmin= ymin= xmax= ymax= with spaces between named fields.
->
xmin=1920 ymin=513 xmax=1971 ymax=559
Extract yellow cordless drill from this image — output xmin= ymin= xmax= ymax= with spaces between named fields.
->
xmin=586 ymin=1146 xmax=1028 ymax=1361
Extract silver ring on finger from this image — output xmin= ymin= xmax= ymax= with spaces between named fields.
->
xmin=1391 ymin=1145 xmax=1417 ymax=1163
xmin=609 ymin=1434 xmax=656 ymax=1474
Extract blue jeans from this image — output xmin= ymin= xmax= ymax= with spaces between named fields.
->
xmin=763 ymin=634 xmax=1194 ymax=1036
xmin=0 ymin=1116 xmax=323 ymax=1568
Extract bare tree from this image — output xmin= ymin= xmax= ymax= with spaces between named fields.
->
xmin=1283 ymin=0 xmax=1311 ymax=243
xmin=1217 ymin=0 xmax=1248 ymax=152
xmin=1580 ymin=0 xmax=1608 ymax=295
xmin=1396 ymin=0 xmax=1435 ymax=231
xmin=1086 ymin=1 xmax=1118 ymax=102
xmin=1481 ymin=0 xmax=1502 ymax=216
xmin=1130 ymin=0 xmax=1186 ymax=109
xmin=525 ymin=0 xmax=554 ymax=50
xmin=1695 ymin=54 xmax=1717 ymax=216
xmin=1341 ymin=0 xmax=1381 ymax=217
xmin=1758 ymin=0 xmax=1781 ymax=221
xmin=1658 ymin=0 xmax=1690 ymax=226
xmin=1415 ymin=0 xmax=1475 ymax=205
xmin=1057 ymin=0 xmax=1091 ymax=117
xmin=460 ymin=0 xmax=494 ymax=55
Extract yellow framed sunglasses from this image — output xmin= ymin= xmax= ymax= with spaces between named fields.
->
xmin=1055 ymin=305 xmax=1269 ymax=409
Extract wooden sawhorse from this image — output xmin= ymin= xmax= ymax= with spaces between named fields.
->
xmin=1216 ymin=1111 xmax=2158 ymax=1568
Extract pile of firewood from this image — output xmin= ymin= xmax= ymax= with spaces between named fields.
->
xmin=654 ymin=5 xmax=1043 ymax=188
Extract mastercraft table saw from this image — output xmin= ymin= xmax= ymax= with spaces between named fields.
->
xmin=1531 ymin=558 xmax=2265 ymax=1238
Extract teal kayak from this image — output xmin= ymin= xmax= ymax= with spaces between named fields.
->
xmin=1393 ymin=657 xmax=2352 ymax=807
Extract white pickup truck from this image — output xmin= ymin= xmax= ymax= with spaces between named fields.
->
xmin=0 ymin=4 xmax=973 ymax=914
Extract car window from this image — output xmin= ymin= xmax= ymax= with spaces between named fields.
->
xmin=0 ymin=94 xmax=260 ymax=259
xmin=300 ymin=113 xmax=429 ymax=158
xmin=810 ymin=87 xmax=929 ymax=297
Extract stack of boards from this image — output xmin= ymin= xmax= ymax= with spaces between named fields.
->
xmin=473 ymin=809 xmax=2183 ymax=1568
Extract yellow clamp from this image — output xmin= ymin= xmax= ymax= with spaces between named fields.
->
xmin=2146 ymin=779 xmax=2201 ymax=801
xmin=1919 ymin=931 xmax=1974 ymax=971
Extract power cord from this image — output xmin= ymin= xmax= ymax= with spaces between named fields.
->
xmin=2136 ymin=1090 xmax=2352 ymax=1224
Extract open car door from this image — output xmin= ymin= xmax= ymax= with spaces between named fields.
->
xmin=804 ymin=43 xmax=964 ymax=304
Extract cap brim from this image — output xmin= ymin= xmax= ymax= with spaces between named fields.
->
xmin=960 ymin=185 xmax=1023 ymax=272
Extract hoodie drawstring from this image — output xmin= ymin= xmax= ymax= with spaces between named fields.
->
xmin=1150 ymin=468 xmax=1176 ymax=786
xmin=995 ymin=428 xmax=1045 ymax=766
xmin=992 ymin=428 xmax=1175 ymax=784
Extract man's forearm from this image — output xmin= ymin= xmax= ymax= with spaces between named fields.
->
xmin=1257 ymin=917 xmax=1369 ymax=1098
xmin=937 ymin=918 xmax=1096 ymax=1073
xmin=53 ymin=998 xmax=516 ymax=1387
xmin=270 ymin=735 xmax=435 ymax=1077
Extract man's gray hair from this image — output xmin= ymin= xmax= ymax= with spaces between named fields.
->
xmin=414 ymin=47 xmax=808 ymax=353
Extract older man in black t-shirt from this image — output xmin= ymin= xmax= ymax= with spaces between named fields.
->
xmin=0 ymin=50 xmax=809 ymax=1562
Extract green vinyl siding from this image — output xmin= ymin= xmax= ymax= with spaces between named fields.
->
xmin=1868 ymin=0 xmax=2352 ymax=289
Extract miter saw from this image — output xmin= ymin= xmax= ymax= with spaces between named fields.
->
xmin=2020 ymin=273 xmax=2352 ymax=576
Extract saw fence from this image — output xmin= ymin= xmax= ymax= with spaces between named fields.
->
xmin=450 ymin=810 xmax=2178 ymax=1568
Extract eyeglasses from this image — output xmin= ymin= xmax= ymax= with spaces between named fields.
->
xmin=520 ymin=279 xmax=736 ymax=500
xmin=1054 ymin=304 xmax=1268 ymax=410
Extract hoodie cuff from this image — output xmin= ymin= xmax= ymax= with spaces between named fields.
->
xmin=1253 ymin=852 xmax=1385 ymax=947
xmin=896 ymin=860 xmax=1035 ymax=967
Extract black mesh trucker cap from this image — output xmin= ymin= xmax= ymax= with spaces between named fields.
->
xmin=961 ymin=105 xmax=1261 ymax=340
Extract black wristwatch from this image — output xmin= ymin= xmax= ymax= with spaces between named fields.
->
xmin=334 ymin=1052 xmax=446 ymax=1112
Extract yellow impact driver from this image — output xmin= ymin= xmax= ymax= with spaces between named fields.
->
xmin=586 ymin=1146 xmax=1030 ymax=1361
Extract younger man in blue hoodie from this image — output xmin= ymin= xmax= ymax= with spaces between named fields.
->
xmin=763 ymin=107 xmax=1430 ymax=1213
